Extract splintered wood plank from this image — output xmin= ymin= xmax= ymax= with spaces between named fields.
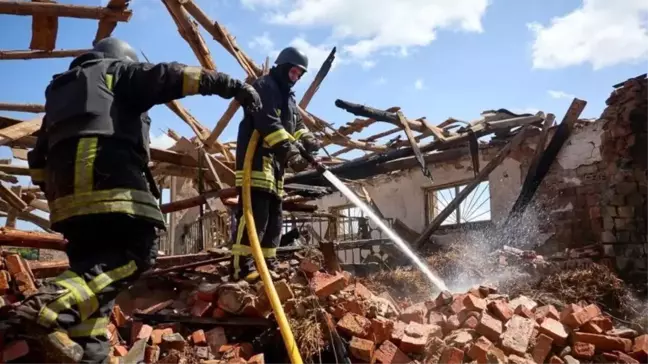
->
xmin=0 ymin=183 xmax=27 ymax=212
xmin=5 ymin=185 xmax=22 ymax=227
xmin=0 ymin=103 xmax=44 ymax=113
xmin=30 ymin=0 xmax=58 ymax=51
xmin=163 ymin=0 xmax=216 ymax=70
xmin=11 ymin=148 xmax=28 ymax=161
xmin=0 ymin=1 xmax=132 ymax=21
xmin=94 ymin=0 xmax=128 ymax=44
xmin=0 ymin=49 xmax=89 ymax=60
xmin=0 ymin=117 xmax=43 ymax=146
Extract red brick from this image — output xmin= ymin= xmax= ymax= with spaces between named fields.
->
xmin=559 ymin=303 xmax=582 ymax=324
xmin=399 ymin=322 xmax=431 ymax=354
xmin=337 ymin=313 xmax=371 ymax=338
xmin=538 ymin=318 xmax=569 ymax=346
xmin=581 ymin=321 xmax=603 ymax=334
xmin=608 ymin=328 xmax=638 ymax=338
xmin=468 ymin=336 xmax=493 ymax=363
xmin=310 ymin=272 xmax=346 ymax=298
xmin=248 ymin=353 xmax=265 ymax=364
xmin=113 ymin=345 xmax=128 ymax=357
xmin=572 ymin=332 xmax=632 ymax=352
xmin=161 ymin=333 xmax=186 ymax=352
xmin=489 ymin=300 xmax=513 ymax=322
xmin=468 ymin=286 xmax=483 ymax=298
xmin=548 ymin=355 xmax=564 ymax=364
xmin=340 ymin=298 xmax=366 ymax=316
xmin=390 ymin=321 xmax=407 ymax=344
xmin=191 ymin=299 xmax=213 ymax=317
xmin=532 ymin=334 xmax=553 ymax=364
xmin=14 ymin=271 xmax=37 ymax=296
xmin=399 ymin=302 xmax=426 ymax=324
xmin=112 ymin=305 xmax=129 ymax=327
xmin=138 ymin=299 xmax=175 ymax=315
xmin=534 ymin=305 xmax=560 ymax=322
xmin=192 ymin=330 xmax=207 ymax=346
xmin=2 ymin=340 xmax=29 ymax=362
xmin=614 ymin=351 xmax=640 ymax=364
xmin=197 ymin=283 xmax=220 ymax=302
xmin=136 ymin=324 xmax=153 ymax=342
xmin=514 ymin=304 xmax=534 ymax=319
xmin=464 ymin=294 xmax=487 ymax=312
xmin=219 ymin=343 xmax=253 ymax=360
xmin=590 ymin=316 xmax=613 ymax=331
xmin=457 ymin=309 xmax=480 ymax=325
xmin=370 ymin=318 xmax=394 ymax=344
xmin=564 ymin=304 xmax=601 ymax=328
xmin=444 ymin=315 xmax=461 ymax=334
xmin=476 ymin=313 xmax=503 ymax=342
xmin=213 ymin=307 xmax=228 ymax=319
xmin=0 ymin=271 xmax=10 ymax=293
xmin=439 ymin=346 xmax=464 ymax=364
xmin=107 ymin=323 xmax=119 ymax=346
xmin=632 ymin=334 xmax=648 ymax=362
xmin=488 ymin=347 xmax=508 ymax=364
xmin=353 ymin=283 xmax=373 ymax=300
xmin=572 ymin=342 xmax=594 ymax=359
xmin=299 ymin=259 xmax=320 ymax=276
xmin=151 ymin=328 xmax=172 ymax=346
xmin=449 ymin=294 xmax=466 ymax=314
xmin=5 ymin=254 xmax=28 ymax=276
xmin=374 ymin=340 xmax=410 ymax=364
xmin=500 ymin=315 xmax=535 ymax=356
xmin=508 ymin=354 xmax=535 ymax=364
xmin=350 ymin=336 xmax=375 ymax=362
xmin=206 ymin=327 xmax=228 ymax=354
xmin=435 ymin=290 xmax=453 ymax=306
xmin=601 ymin=352 xmax=619 ymax=362
xmin=144 ymin=345 xmax=160 ymax=364
xmin=462 ymin=316 xmax=479 ymax=329
xmin=428 ymin=311 xmax=445 ymax=326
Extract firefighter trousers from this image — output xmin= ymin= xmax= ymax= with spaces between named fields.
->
xmin=17 ymin=218 xmax=158 ymax=363
xmin=230 ymin=189 xmax=283 ymax=280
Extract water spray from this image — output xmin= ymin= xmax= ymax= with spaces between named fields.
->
xmin=295 ymin=143 xmax=449 ymax=292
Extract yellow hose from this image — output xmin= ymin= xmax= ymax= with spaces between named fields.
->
xmin=242 ymin=130 xmax=303 ymax=364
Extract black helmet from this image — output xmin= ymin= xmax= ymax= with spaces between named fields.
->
xmin=275 ymin=47 xmax=308 ymax=71
xmin=93 ymin=37 xmax=139 ymax=62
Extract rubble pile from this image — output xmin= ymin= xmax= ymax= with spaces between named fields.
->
xmin=0 ymin=249 xmax=646 ymax=364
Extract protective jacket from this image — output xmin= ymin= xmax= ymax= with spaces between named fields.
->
xmin=28 ymin=52 xmax=243 ymax=232
xmin=234 ymin=72 xmax=314 ymax=197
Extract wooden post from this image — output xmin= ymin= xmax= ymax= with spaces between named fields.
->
xmin=0 ymin=103 xmax=44 ymax=113
xmin=0 ymin=1 xmax=132 ymax=21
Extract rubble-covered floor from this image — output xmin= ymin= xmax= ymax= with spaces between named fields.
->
xmin=0 ymin=243 xmax=647 ymax=364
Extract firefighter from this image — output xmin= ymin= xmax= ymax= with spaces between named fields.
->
xmin=17 ymin=37 xmax=261 ymax=363
xmin=231 ymin=46 xmax=321 ymax=282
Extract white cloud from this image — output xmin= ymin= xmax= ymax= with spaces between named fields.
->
xmin=374 ymin=77 xmax=387 ymax=85
xmin=528 ymin=0 xmax=648 ymax=70
xmin=150 ymin=133 xmax=176 ymax=150
xmin=548 ymin=90 xmax=575 ymax=100
xmin=414 ymin=78 xmax=425 ymax=90
xmin=249 ymin=32 xmax=275 ymax=54
xmin=360 ymin=60 xmax=376 ymax=70
xmin=240 ymin=0 xmax=283 ymax=9
xmin=252 ymin=0 xmax=489 ymax=60
xmin=271 ymin=37 xmax=338 ymax=73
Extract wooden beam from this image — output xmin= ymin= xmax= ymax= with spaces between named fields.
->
xmin=5 ymin=185 xmax=21 ymax=227
xmin=414 ymin=125 xmax=533 ymax=248
xmin=0 ymin=117 xmax=42 ymax=146
xmin=165 ymin=100 xmax=210 ymax=138
xmin=160 ymin=188 xmax=236 ymax=214
xmin=163 ymin=0 xmax=216 ymax=70
xmin=204 ymin=99 xmax=239 ymax=148
xmin=396 ymin=111 xmax=429 ymax=177
xmin=299 ymin=47 xmax=336 ymax=109
xmin=0 ymin=1 xmax=132 ymax=21
xmin=30 ymin=0 xmax=58 ymax=51
xmin=0 ymin=102 xmax=44 ymax=113
xmin=150 ymin=147 xmax=199 ymax=168
xmin=0 ymin=183 xmax=27 ymax=211
xmin=0 ymin=49 xmax=89 ymax=60
xmin=0 ymin=165 xmax=29 ymax=176
xmin=0 ymin=227 xmax=64 ymax=250
xmin=94 ymin=0 xmax=128 ymax=44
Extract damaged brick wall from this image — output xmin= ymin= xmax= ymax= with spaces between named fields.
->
xmin=599 ymin=76 xmax=647 ymax=278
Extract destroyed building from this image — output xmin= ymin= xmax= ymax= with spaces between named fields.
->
xmin=0 ymin=1 xmax=647 ymax=363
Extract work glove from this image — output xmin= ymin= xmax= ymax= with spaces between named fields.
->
xmin=301 ymin=135 xmax=322 ymax=154
xmin=235 ymin=83 xmax=262 ymax=113
xmin=287 ymin=151 xmax=309 ymax=173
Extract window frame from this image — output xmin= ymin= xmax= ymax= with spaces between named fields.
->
xmin=423 ymin=179 xmax=492 ymax=228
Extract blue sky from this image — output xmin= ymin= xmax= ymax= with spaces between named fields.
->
xmin=0 ymin=0 xmax=646 ymax=231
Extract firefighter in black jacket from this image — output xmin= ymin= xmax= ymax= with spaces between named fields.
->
xmin=17 ymin=37 xmax=261 ymax=363
xmin=231 ymin=46 xmax=320 ymax=282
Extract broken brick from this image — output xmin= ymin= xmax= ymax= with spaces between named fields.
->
xmin=399 ymin=322 xmax=432 ymax=354
xmin=213 ymin=307 xmax=228 ymax=319
xmin=559 ymin=303 xmax=582 ymax=322
xmin=390 ymin=320 xmax=407 ymax=344
xmin=608 ymin=328 xmax=638 ymax=338
xmin=197 ymin=283 xmax=220 ymax=302
xmin=370 ymin=318 xmax=394 ymax=344
xmin=514 ymin=304 xmax=534 ymax=319
xmin=463 ymin=294 xmax=487 ymax=312
xmin=299 ymin=259 xmax=320 ymax=276
xmin=572 ymin=342 xmax=594 ymax=359
xmin=445 ymin=329 xmax=473 ymax=347
xmin=564 ymin=304 xmax=601 ymax=328
xmin=113 ymin=345 xmax=128 ymax=357
xmin=399 ymin=302 xmax=426 ymax=324
xmin=195 ymin=346 xmax=210 ymax=360
xmin=310 ymin=272 xmax=346 ymax=298
xmin=161 ymin=333 xmax=186 ymax=352
xmin=353 ymin=282 xmax=373 ymax=300
xmin=112 ymin=305 xmax=128 ymax=327
xmin=13 ymin=271 xmax=37 ymax=296
xmin=428 ymin=311 xmax=445 ymax=326
xmin=534 ymin=305 xmax=560 ymax=322
xmin=2 ymin=339 xmax=29 ymax=362
xmin=468 ymin=336 xmax=493 ymax=364
xmin=508 ymin=354 xmax=535 ymax=364
xmin=462 ymin=316 xmax=479 ymax=329
xmin=0 ymin=271 xmax=10 ymax=293
xmin=435 ymin=290 xmax=453 ymax=307
xmin=337 ymin=312 xmax=371 ymax=338
xmin=581 ymin=321 xmax=603 ymax=334
xmin=563 ymin=355 xmax=580 ymax=364
xmin=135 ymin=323 xmax=153 ymax=342
xmin=439 ymin=346 xmax=464 ymax=364
xmin=532 ymin=334 xmax=553 ymax=364
xmin=144 ymin=345 xmax=160 ymax=364
xmin=191 ymin=299 xmax=213 ymax=317
xmin=614 ymin=351 xmax=640 ymax=364
xmin=538 ymin=318 xmax=569 ymax=346
xmin=219 ymin=343 xmax=253 ymax=360
xmin=572 ymin=332 xmax=632 ymax=352
xmin=192 ymin=330 xmax=207 ymax=346
xmin=444 ymin=315 xmax=461 ymax=334
xmin=151 ymin=328 xmax=173 ymax=346
xmin=350 ymin=336 xmax=375 ymax=362
xmin=487 ymin=347 xmax=508 ymax=364
xmin=500 ymin=315 xmax=535 ymax=356
xmin=206 ymin=327 xmax=227 ymax=354
xmin=374 ymin=340 xmax=410 ymax=364
xmin=107 ymin=323 xmax=119 ymax=346
xmin=248 ymin=353 xmax=265 ymax=364
xmin=476 ymin=313 xmax=503 ymax=342
xmin=508 ymin=295 xmax=538 ymax=312
xmin=601 ymin=352 xmax=619 ymax=362
xmin=488 ymin=300 xmax=513 ymax=322
xmin=590 ymin=316 xmax=613 ymax=331
xmin=449 ymin=294 xmax=466 ymax=314
xmin=632 ymin=334 xmax=648 ymax=362
xmin=549 ymin=355 xmax=565 ymax=364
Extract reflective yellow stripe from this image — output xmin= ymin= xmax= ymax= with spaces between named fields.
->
xmin=74 ymin=137 xmax=98 ymax=194
xmin=105 ymin=74 xmax=114 ymax=91
xmin=232 ymin=218 xmax=246 ymax=280
xmin=50 ymin=188 xmax=163 ymax=224
xmin=37 ymin=291 xmax=77 ymax=327
xmin=231 ymin=243 xmax=276 ymax=258
xmin=294 ymin=128 xmax=309 ymax=140
xmin=52 ymin=271 xmax=99 ymax=322
xmin=29 ymin=168 xmax=44 ymax=182
xmin=182 ymin=66 xmax=202 ymax=96
xmin=87 ymin=260 xmax=137 ymax=294
xmin=68 ymin=317 xmax=110 ymax=338
xmin=264 ymin=129 xmax=294 ymax=147
xmin=235 ymin=170 xmax=277 ymax=192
